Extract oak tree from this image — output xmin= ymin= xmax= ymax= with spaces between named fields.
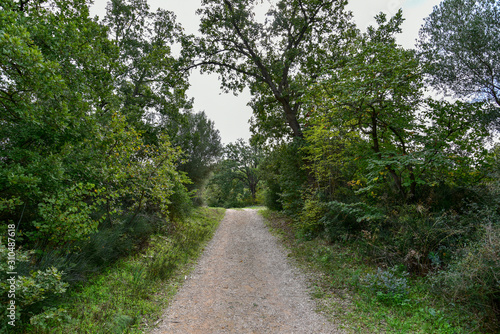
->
xmin=191 ymin=0 xmax=353 ymax=140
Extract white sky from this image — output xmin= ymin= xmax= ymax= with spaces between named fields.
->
xmin=89 ymin=0 xmax=442 ymax=144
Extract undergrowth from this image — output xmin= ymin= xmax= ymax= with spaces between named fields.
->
xmin=261 ymin=209 xmax=493 ymax=333
xmin=23 ymin=207 xmax=225 ymax=334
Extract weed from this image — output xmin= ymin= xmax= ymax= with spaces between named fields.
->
xmin=364 ymin=267 xmax=410 ymax=306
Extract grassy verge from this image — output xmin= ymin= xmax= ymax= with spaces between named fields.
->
xmin=26 ymin=207 xmax=225 ymax=334
xmin=260 ymin=209 xmax=485 ymax=334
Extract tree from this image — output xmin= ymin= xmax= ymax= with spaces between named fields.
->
xmin=304 ymin=11 xmax=491 ymax=203
xmin=224 ymin=139 xmax=262 ymax=201
xmin=0 ymin=0 xmax=120 ymax=242
xmin=104 ymin=0 xmax=192 ymax=144
xmin=171 ymin=111 xmax=223 ymax=194
xmin=418 ymin=0 xmax=500 ymax=108
xmin=205 ymin=139 xmax=262 ymax=207
xmin=0 ymin=0 xmax=188 ymax=244
xmin=308 ymin=11 xmax=424 ymax=200
xmin=191 ymin=0 xmax=353 ymax=140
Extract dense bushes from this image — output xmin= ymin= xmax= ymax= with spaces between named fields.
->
xmin=0 ymin=0 xmax=222 ymax=330
xmin=432 ymin=223 xmax=500 ymax=319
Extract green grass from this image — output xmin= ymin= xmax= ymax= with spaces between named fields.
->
xmin=26 ymin=207 xmax=225 ymax=334
xmin=260 ymin=209 xmax=486 ymax=334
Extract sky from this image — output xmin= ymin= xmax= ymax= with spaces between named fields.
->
xmin=89 ymin=0 xmax=442 ymax=144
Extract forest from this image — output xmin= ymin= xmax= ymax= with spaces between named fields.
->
xmin=0 ymin=0 xmax=499 ymax=332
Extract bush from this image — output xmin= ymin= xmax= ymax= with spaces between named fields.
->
xmin=0 ymin=244 xmax=68 ymax=331
xmin=259 ymin=139 xmax=308 ymax=217
xmin=320 ymin=201 xmax=386 ymax=242
xmin=167 ymin=182 xmax=194 ymax=221
xmin=349 ymin=204 xmax=483 ymax=274
xmin=432 ymin=223 xmax=500 ymax=320
xmin=297 ymin=194 xmax=327 ymax=240
xmin=263 ymin=181 xmax=283 ymax=211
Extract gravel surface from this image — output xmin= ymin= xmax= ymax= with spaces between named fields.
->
xmin=150 ymin=209 xmax=343 ymax=334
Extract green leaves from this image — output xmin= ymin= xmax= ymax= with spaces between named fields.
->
xmin=205 ymin=139 xmax=262 ymax=207
xmin=300 ymin=9 xmax=493 ymax=204
xmin=418 ymin=0 xmax=500 ymax=108
xmin=194 ymin=0 xmax=353 ymax=139
xmin=32 ymin=183 xmax=103 ymax=243
xmin=0 ymin=0 xmax=192 ymax=247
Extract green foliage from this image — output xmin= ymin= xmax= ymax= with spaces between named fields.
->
xmin=104 ymin=0 xmax=192 ymax=138
xmin=0 ymin=0 xmax=188 ymax=246
xmin=364 ymin=267 xmax=410 ymax=306
xmin=259 ymin=139 xmax=308 ymax=216
xmin=205 ymin=139 xmax=262 ymax=208
xmin=262 ymin=180 xmax=283 ymax=211
xmin=0 ymin=244 xmax=68 ymax=332
xmin=303 ymin=11 xmax=491 ymax=205
xmin=172 ymin=111 xmax=223 ymax=203
xmin=320 ymin=201 xmax=385 ymax=242
xmin=297 ymin=194 xmax=327 ymax=240
xmin=418 ymin=0 xmax=500 ymax=108
xmin=29 ymin=307 xmax=71 ymax=332
xmin=31 ymin=183 xmax=104 ymax=244
xmin=432 ymin=223 xmax=500 ymax=320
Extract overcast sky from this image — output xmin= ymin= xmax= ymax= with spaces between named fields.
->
xmin=90 ymin=0 xmax=442 ymax=144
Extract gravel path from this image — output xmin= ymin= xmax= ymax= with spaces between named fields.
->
xmin=150 ymin=209 xmax=342 ymax=334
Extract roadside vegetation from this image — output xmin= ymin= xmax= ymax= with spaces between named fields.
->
xmin=262 ymin=209 xmax=496 ymax=333
xmin=26 ymin=207 xmax=225 ymax=334
xmin=201 ymin=0 xmax=499 ymax=331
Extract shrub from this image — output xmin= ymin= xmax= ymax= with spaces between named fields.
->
xmin=353 ymin=204 xmax=482 ymax=274
xmin=321 ymin=201 xmax=386 ymax=242
xmin=0 ymin=244 xmax=68 ymax=331
xmin=297 ymin=194 xmax=327 ymax=240
xmin=167 ymin=182 xmax=194 ymax=221
xmin=432 ymin=223 xmax=500 ymax=320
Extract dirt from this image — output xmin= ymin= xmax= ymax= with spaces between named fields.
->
xmin=150 ymin=209 xmax=343 ymax=334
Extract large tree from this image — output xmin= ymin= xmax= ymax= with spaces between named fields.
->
xmin=418 ymin=0 xmax=500 ymax=108
xmin=191 ymin=0 xmax=353 ymax=140
xmin=304 ymin=11 xmax=491 ymax=203
xmin=0 ymin=0 xmax=188 ymax=244
xmin=104 ymin=0 xmax=192 ymax=144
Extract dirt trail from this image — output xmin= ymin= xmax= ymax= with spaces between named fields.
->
xmin=150 ymin=209 xmax=342 ymax=334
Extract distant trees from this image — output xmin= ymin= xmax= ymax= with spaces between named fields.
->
xmin=173 ymin=111 xmax=223 ymax=200
xmin=205 ymin=139 xmax=262 ymax=207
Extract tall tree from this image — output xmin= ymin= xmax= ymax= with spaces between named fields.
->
xmin=304 ymin=11 xmax=491 ymax=203
xmin=171 ymin=111 xmax=223 ymax=192
xmin=418 ymin=0 xmax=500 ymax=108
xmin=191 ymin=0 xmax=353 ymax=140
xmin=104 ymin=0 xmax=192 ymax=144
